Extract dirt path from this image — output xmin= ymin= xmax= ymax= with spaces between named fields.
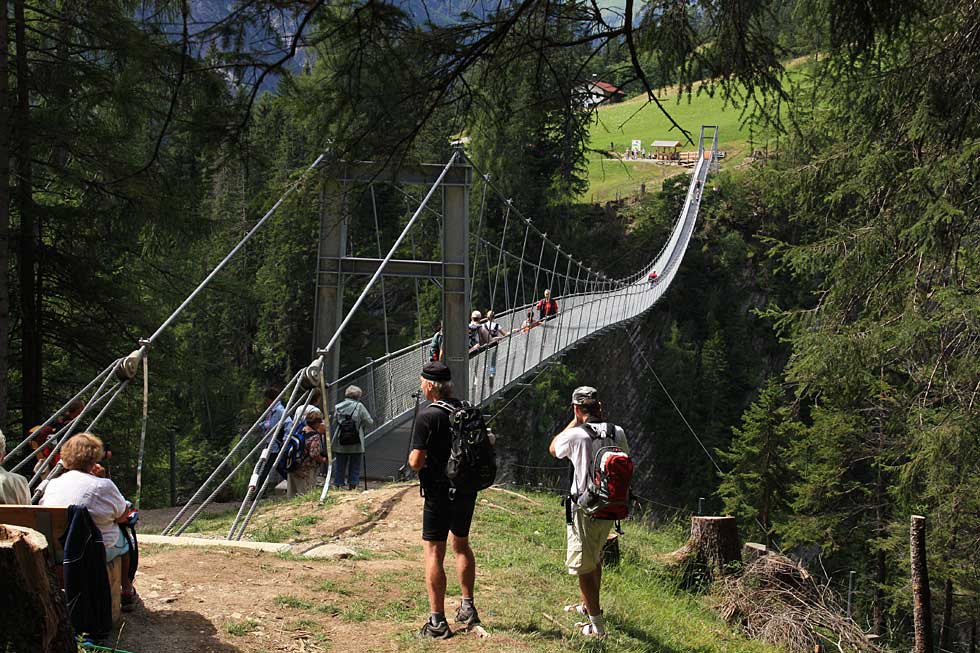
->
xmin=115 ymin=485 xmax=522 ymax=652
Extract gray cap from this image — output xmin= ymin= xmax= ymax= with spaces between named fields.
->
xmin=571 ymin=386 xmax=599 ymax=405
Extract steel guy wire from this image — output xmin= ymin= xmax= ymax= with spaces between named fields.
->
xmin=161 ymin=373 xmax=298 ymax=535
xmin=3 ymin=359 xmax=117 ymax=465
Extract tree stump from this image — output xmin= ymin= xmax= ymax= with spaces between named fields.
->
xmin=667 ymin=516 xmax=741 ymax=586
xmin=689 ymin=516 xmax=741 ymax=577
xmin=0 ymin=524 xmax=75 ymax=652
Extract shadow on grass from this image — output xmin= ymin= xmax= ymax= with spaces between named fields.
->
xmin=612 ymin=619 xmax=686 ymax=653
xmin=505 ymin=619 xmax=566 ymax=641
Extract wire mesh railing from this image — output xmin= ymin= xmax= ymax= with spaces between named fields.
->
xmin=159 ymin=130 xmax=715 ymax=537
xmin=351 ymin=145 xmax=711 ymax=433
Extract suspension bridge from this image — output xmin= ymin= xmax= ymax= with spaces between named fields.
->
xmin=2 ymin=126 xmax=719 ymax=540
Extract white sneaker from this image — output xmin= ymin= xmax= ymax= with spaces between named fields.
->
xmin=574 ymin=621 xmax=606 ymax=638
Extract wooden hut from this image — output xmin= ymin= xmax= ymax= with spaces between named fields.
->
xmin=650 ymin=140 xmax=681 ymax=161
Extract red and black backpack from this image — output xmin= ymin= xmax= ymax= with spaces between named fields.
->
xmin=575 ymin=422 xmax=633 ymax=520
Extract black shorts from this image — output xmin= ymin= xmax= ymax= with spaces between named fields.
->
xmin=421 ymin=488 xmax=478 ymax=542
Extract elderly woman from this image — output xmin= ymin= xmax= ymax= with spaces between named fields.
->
xmin=40 ymin=432 xmax=139 ymax=609
xmin=332 ymin=385 xmax=375 ymax=491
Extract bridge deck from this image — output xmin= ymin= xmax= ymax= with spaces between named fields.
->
xmin=361 ymin=154 xmax=711 ymax=478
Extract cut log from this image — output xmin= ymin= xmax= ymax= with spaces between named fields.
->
xmin=602 ymin=532 xmax=620 ymax=566
xmin=743 ymin=542 xmax=770 ymax=563
xmin=0 ymin=524 xmax=75 ymax=652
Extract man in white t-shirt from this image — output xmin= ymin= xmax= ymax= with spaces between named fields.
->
xmin=549 ymin=386 xmax=629 ymax=638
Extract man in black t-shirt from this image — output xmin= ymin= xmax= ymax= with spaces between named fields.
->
xmin=408 ymin=361 xmax=481 ymax=639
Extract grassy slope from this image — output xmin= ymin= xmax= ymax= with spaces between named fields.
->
xmin=169 ymin=487 xmax=780 ymax=652
xmin=584 ymin=89 xmax=750 ymax=202
xmin=584 ymin=63 xmax=809 ymax=202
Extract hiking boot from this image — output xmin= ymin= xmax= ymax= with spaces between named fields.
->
xmin=455 ymin=603 xmax=481 ymax=626
xmin=418 ymin=619 xmax=453 ymax=639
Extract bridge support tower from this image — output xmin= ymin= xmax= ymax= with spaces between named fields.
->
xmin=314 ymin=151 xmax=473 ymax=405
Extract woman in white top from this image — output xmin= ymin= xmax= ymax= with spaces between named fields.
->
xmin=41 ymin=432 xmax=139 ymax=608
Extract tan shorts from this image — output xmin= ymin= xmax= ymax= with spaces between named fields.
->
xmin=565 ymin=508 xmax=614 ymax=575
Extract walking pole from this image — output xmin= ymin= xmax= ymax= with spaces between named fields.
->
xmin=398 ymin=391 xmax=422 ymax=481
xmin=362 ymin=452 xmax=368 ymax=491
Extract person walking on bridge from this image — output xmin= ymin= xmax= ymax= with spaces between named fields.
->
xmin=408 ymin=362 xmax=481 ymax=639
xmin=331 ymin=385 xmax=374 ymax=491
xmin=549 ymin=386 xmax=630 ymax=638
xmin=536 ymin=289 xmax=559 ymax=321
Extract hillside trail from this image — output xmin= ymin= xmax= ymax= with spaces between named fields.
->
xmin=114 ymin=483 xmax=512 ymax=653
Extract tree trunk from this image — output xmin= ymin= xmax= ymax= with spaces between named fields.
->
xmin=0 ymin=524 xmax=76 ymax=652
xmin=14 ymin=0 xmax=41 ymax=432
xmin=910 ymin=515 xmax=934 ymax=653
xmin=969 ymin=618 xmax=976 ymax=653
xmin=873 ymin=547 xmax=886 ymax=636
xmin=687 ymin=516 xmax=740 ymax=577
xmin=0 ymin=0 xmax=10 ymax=427
xmin=938 ymin=578 xmax=953 ymax=653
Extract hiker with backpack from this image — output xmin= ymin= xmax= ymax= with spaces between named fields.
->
xmin=280 ymin=408 xmax=327 ymax=498
xmin=255 ymin=385 xmax=286 ymax=492
xmin=429 ymin=321 xmax=443 ymax=362
xmin=468 ymin=310 xmax=490 ymax=353
xmin=331 ymin=385 xmax=375 ymax=491
xmin=408 ymin=361 xmax=496 ymax=639
xmin=549 ymin=386 xmax=632 ymax=639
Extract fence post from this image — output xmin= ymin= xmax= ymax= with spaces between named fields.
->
xmin=910 ymin=515 xmax=934 ymax=653
xmin=169 ymin=429 xmax=177 ymax=507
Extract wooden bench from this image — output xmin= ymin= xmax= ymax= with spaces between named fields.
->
xmin=0 ymin=505 xmax=70 ymax=567
xmin=0 ymin=504 xmax=122 ymax=624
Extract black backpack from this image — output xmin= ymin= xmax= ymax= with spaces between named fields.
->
xmin=333 ymin=408 xmax=360 ymax=446
xmin=433 ymin=400 xmax=497 ymax=493
xmin=276 ymin=424 xmax=308 ymax=477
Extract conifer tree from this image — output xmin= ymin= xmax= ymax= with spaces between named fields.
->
xmin=717 ymin=378 xmax=791 ymax=547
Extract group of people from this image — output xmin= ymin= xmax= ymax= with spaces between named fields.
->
xmin=2 ymin=351 xmax=627 ymax=642
xmin=1 ymin=427 xmax=141 ymax=622
xmin=429 ymin=290 xmax=561 ymax=362
xmin=408 ymin=360 xmax=627 ymax=640
xmin=258 ymin=384 xmax=375 ymax=497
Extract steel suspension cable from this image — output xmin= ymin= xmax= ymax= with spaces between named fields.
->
xmin=161 ymin=378 xmax=295 ymax=535
xmin=227 ymin=374 xmax=306 ymax=538
xmin=25 ymin=364 xmax=123 ymax=484
xmin=626 ymin=329 xmax=724 ymax=476
xmin=232 ymin=381 xmax=318 ymax=540
xmin=490 ymin=202 xmax=511 ymax=310
xmin=317 ymin=152 xmax=459 ymax=359
xmin=31 ymin=378 xmax=133 ymax=502
xmin=147 ymin=154 xmax=327 ymax=346
xmin=3 ymin=360 xmax=117 ymax=465
xmin=470 ymin=174 xmax=490 ymax=290
xmin=513 ymin=224 xmax=531 ymax=310
xmin=370 ymin=185 xmax=391 ymax=355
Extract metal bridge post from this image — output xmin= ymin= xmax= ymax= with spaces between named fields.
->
xmin=315 ymin=176 xmax=347 ymax=411
xmin=442 ymin=149 xmax=472 ymax=400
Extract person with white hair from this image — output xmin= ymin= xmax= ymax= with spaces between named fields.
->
xmin=0 ymin=429 xmax=31 ymax=504
xmin=468 ymin=310 xmax=489 ymax=353
xmin=331 ymin=385 xmax=374 ymax=491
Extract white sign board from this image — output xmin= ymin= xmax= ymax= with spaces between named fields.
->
xmin=631 ymin=139 xmax=642 ymax=152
